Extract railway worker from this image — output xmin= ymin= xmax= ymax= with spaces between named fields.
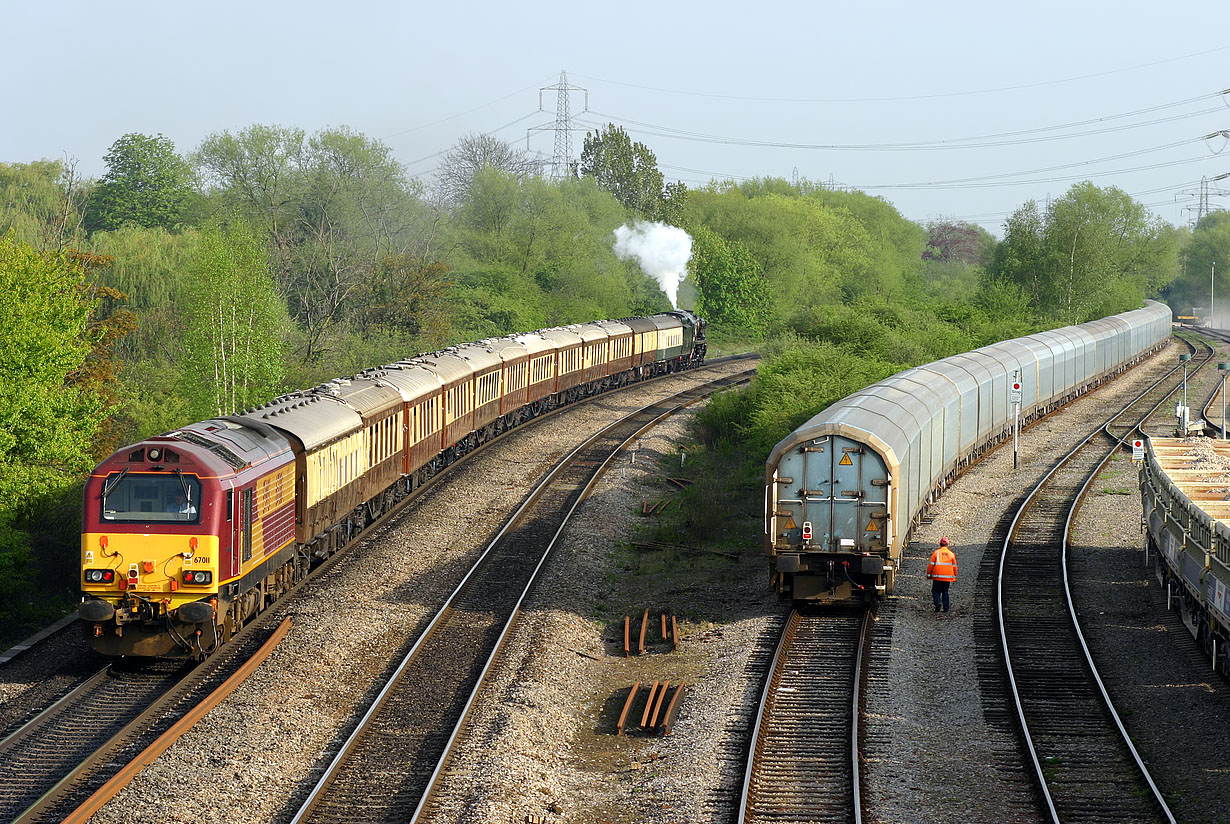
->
xmin=926 ymin=537 xmax=958 ymax=612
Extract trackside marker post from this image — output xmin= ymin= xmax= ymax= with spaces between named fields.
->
xmin=1011 ymin=372 xmax=1022 ymax=470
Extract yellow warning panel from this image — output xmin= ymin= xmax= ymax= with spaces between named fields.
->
xmin=839 ymin=453 xmax=853 ymax=466
xmin=865 ymin=520 xmax=879 ymax=532
xmin=784 ymin=516 xmax=797 ymax=530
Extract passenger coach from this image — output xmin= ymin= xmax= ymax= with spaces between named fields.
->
xmin=80 ymin=311 xmax=706 ymax=657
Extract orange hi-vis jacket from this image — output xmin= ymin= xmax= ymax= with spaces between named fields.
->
xmin=927 ymin=547 xmax=958 ymax=582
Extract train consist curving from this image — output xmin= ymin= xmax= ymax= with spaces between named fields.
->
xmin=79 ymin=311 xmax=706 ymax=657
xmin=1139 ymin=438 xmax=1230 ymax=677
xmin=764 ymin=300 xmax=1172 ymax=602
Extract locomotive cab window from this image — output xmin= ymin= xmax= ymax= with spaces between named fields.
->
xmin=101 ymin=473 xmax=202 ymax=524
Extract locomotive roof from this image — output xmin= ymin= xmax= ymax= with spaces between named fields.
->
xmin=92 ymin=418 xmax=292 ymax=479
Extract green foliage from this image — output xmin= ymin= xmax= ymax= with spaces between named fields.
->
xmin=0 ymin=160 xmax=89 ymax=251
xmin=195 ymin=124 xmax=432 ymax=364
xmin=579 ymin=124 xmax=685 ymax=223
xmin=684 ymin=187 xmax=876 ymax=326
xmin=86 ymin=225 xmax=200 ymax=364
xmin=178 ymin=218 xmax=289 ymax=418
xmin=987 ymin=183 xmax=1179 ymax=324
xmin=0 ymin=235 xmax=106 ymax=632
xmin=1163 ymin=210 xmax=1230 ymax=316
xmin=85 ymin=133 xmax=196 ymax=233
xmin=690 ymin=226 xmax=770 ymax=338
xmin=805 ymin=186 xmax=927 ymax=300
xmin=445 ymin=171 xmax=667 ymax=337
xmin=700 ymin=337 xmax=902 ymax=456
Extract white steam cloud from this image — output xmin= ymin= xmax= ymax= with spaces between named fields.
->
xmin=612 ymin=221 xmax=693 ymax=309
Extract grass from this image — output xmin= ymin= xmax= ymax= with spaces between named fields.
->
xmin=597 ymin=429 xmax=764 ymax=625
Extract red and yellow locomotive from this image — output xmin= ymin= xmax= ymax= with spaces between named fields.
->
xmin=79 ymin=311 xmax=706 ymax=657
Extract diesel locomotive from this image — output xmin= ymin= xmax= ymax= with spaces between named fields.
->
xmin=80 ymin=311 xmax=706 ymax=657
xmin=764 ymin=301 xmax=1172 ymax=602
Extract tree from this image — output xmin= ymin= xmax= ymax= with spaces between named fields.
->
xmin=435 ymin=133 xmax=539 ymax=208
xmin=1165 ymin=210 xmax=1230 ymax=318
xmin=579 ymin=124 xmax=685 ymax=223
xmin=925 ymin=220 xmax=994 ymax=265
xmin=690 ymin=226 xmax=770 ymax=337
xmin=0 ymin=233 xmax=107 ymax=625
xmin=195 ymin=125 xmax=433 ymax=364
xmin=987 ymin=200 xmax=1046 ymax=310
xmin=179 ymin=218 xmax=289 ymax=418
xmin=987 ymin=184 xmax=1178 ymax=324
xmin=0 ymin=159 xmax=90 ymax=251
xmin=85 ymin=134 xmax=195 ymax=233
xmin=361 ymin=254 xmax=451 ymax=345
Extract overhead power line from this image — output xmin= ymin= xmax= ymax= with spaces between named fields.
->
xmin=571 ymin=46 xmax=1230 ymax=103
xmin=584 ymin=99 xmax=1226 ymax=152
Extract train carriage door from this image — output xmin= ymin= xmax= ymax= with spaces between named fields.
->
xmin=828 ymin=437 xmax=889 ymax=555
xmin=226 ymin=488 xmax=238 ymax=575
xmin=233 ymin=488 xmax=254 ymax=564
xmin=779 ymin=435 xmax=888 ymax=553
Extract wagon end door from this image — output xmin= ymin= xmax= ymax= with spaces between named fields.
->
xmin=776 ymin=435 xmax=889 ymax=554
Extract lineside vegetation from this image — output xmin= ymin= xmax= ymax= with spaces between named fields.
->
xmin=0 ymin=123 xmax=1223 ymax=642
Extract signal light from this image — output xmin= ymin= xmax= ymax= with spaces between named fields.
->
xmin=801 ymin=521 xmax=813 ymax=544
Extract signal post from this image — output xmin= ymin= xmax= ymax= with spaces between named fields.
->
xmin=1011 ymin=371 xmax=1022 ymax=470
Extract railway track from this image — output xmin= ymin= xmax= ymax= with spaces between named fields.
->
xmin=2 ymin=617 xmax=289 ymax=824
xmin=289 ymin=368 xmax=754 ymax=824
xmin=995 ymin=343 xmax=1197 ymax=823
xmin=1106 ymin=335 xmax=1213 ymax=441
xmin=738 ymin=607 xmax=870 ymax=824
xmin=0 ymin=658 xmax=184 ymax=822
xmin=0 ymin=359 xmax=750 ymax=824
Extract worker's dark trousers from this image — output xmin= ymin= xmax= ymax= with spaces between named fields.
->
xmin=931 ymin=580 xmax=951 ymax=611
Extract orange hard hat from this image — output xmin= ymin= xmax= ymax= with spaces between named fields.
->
xmin=939 ymin=537 xmax=949 ymax=546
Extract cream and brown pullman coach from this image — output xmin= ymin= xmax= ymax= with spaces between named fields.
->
xmin=79 ymin=310 xmax=706 ymax=657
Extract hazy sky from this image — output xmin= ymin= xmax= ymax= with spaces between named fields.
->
xmin=5 ymin=1 xmax=1228 ymax=235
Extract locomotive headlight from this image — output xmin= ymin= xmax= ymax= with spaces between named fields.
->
xmin=183 ymin=571 xmax=213 ymax=585
xmin=84 ymin=569 xmax=116 ymax=584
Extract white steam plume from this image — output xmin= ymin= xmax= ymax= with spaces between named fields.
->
xmin=612 ymin=221 xmax=693 ymax=309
